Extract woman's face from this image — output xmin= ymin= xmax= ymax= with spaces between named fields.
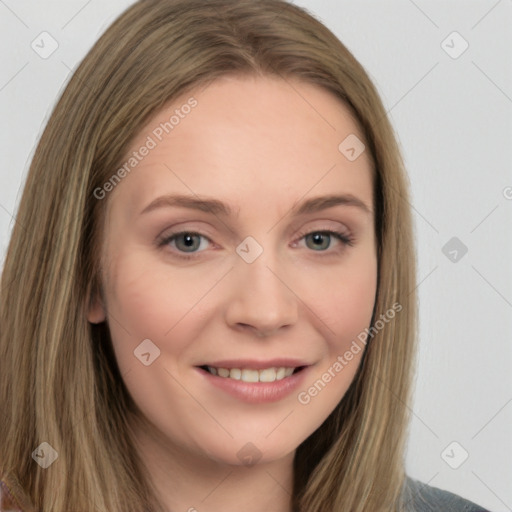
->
xmin=88 ymin=74 xmax=377 ymax=467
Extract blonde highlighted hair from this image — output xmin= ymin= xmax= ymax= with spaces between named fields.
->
xmin=0 ymin=1 xmax=417 ymax=510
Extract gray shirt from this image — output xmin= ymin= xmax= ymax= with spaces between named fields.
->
xmin=403 ymin=476 xmax=491 ymax=511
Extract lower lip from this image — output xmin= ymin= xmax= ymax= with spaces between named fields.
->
xmin=195 ymin=366 xmax=311 ymax=403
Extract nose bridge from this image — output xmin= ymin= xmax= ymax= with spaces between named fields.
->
xmin=225 ymin=235 xmax=298 ymax=334
xmin=241 ymin=247 xmax=281 ymax=293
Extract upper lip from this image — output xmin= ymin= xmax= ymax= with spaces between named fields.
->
xmin=197 ymin=358 xmax=311 ymax=370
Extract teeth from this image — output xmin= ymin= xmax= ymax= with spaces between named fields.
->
xmin=242 ymin=369 xmax=260 ymax=382
xmin=217 ymin=368 xmax=229 ymax=377
xmin=206 ymin=366 xmax=298 ymax=382
xmin=259 ymin=368 xmax=276 ymax=382
xmin=229 ymin=368 xmax=241 ymax=380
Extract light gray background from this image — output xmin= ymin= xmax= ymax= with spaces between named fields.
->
xmin=1 ymin=1 xmax=511 ymax=510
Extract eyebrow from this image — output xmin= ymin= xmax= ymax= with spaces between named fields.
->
xmin=139 ymin=193 xmax=372 ymax=217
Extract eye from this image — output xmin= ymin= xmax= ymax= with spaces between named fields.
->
xmin=158 ymin=231 xmax=212 ymax=259
xmin=157 ymin=228 xmax=355 ymax=261
xmin=297 ymin=229 xmax=354 ymax=252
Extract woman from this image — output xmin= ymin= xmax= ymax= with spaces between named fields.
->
xmin=0 ymin=0 xmax=491 ymax=510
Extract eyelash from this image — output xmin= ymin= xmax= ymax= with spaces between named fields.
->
xmin=157 ymin=229 xmax=355 ymax=261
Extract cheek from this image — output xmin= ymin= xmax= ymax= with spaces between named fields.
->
xmin=333 ymin=265 xmax=377 ymax=341
xmin=295 ymin=252 xmax=377 ymax=404
xmin=104 ymin=251 xmax=213 ymax=367
xmin=103 ymin=253 xmax=224 ymax=438
xmin=292 ymin=268 xmax=376 ymax=433
xmin=302 ymin=252 xmax=378 ymax=348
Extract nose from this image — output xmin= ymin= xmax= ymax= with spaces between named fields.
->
xmin=224 ymin=251 xmax=299 ymax=337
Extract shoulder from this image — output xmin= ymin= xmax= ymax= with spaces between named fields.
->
xmin=402 ymin=476 xmax=491 ymax=512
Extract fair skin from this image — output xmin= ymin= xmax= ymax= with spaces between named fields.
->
xmin=88 ymin=74 xmax=377 ymax=512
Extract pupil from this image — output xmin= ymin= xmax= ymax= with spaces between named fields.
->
xmin=178 ymin=233 xmax=198 ymax=252
xmin=308 ymin=232 xmax=329 ymax=250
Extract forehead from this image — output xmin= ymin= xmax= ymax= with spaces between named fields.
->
xmin=109 ymin=74 xmax=373 ymax=218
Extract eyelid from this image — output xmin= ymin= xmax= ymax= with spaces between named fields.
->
xmin=293 ymin=228 xmax=354 ymax=248
xmin=156 ymin=230 xmax=215 ymax=256
xmin=157 ymin=225 xmax=355 ymax=261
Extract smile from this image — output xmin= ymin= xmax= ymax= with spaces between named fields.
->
xmin=196 ymin=363 xmax=311 ymax=403
xmin=201 ymin=365 xmax=305 ymax=382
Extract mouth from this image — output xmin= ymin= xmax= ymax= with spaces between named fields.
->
xmin=198 ymin=364 xmax=306 ymax=382
xmin=195 ymin=361 xmax=312 ymax=403
xmin=198 ymin=365 xmax=308 ymax=383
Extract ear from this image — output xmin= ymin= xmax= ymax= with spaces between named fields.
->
xmin=86 ymin=280 xmax=106 ymax=324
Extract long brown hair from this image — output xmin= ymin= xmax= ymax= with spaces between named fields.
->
xmin=0 ymin=1 xmax=417 ymax=510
